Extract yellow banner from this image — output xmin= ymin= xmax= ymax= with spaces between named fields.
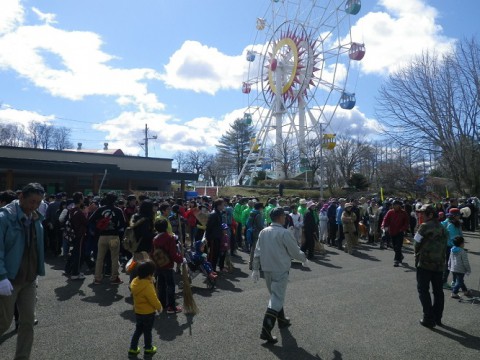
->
xmin=380 ymin=187 xmax=384 ymax=202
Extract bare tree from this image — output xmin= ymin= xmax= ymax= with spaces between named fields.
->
xmin=376 ymin=38 xmax=480 ymax=194
xmin=332 ymin=134 xmax=371 ymax=185
xmin=0 ymin=123 xmax=25 ymax=146
xmin=172 ymin=151 xmax=187 ymax=172
xmin=267 ymin=136 xmax=300 ymax=180
xmin=52 ymin=126 xmax=73 ymax=150
xmin=184 ymin=150 xmax=210 ymax=181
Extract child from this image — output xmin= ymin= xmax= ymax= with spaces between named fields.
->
xmin=448 ymin=236 xmax=472 ymax=299
xmin=219 ymin=223 xmax=233 ymax=273
xmin=192 ymin=240 xmax=218 ymax=280
xmin=128 ymin=261 xmax=162 ymax=357
xmin=151 ymin=219 xmax=184 ymax=314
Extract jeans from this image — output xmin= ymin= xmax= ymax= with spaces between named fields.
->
xmin=336 ymin=224 xmax=344 ymax=250
xmin=328 ymin=221 xmax=337 ymax=246
xmin=391 ymin=232 xmax=404 ymax=262
xmin=130 ymin=313 xmax=155 ymax=350
xmin=155 ymin=269 xmax=175 ymax=308
xmin=451 ymin=272 xmax=467 ymax=294
xmin=0 ymin=280 xmax=37 ymax=360
xmin=416 ymin=267 xmax=444 ymax=323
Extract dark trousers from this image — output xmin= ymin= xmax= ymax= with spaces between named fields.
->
xmin=301 ymin=234 xmax=315 ymax=259
xmin=336 ymin=224 xmax=344 ymax=250
xmin=328 ymin=221 xmax=337 ymax=246
xmin=416 ymin=268 xmax=444 ymax=323
xmin=442 ymin=246 xmax=452 ymax=283
xmin=65 ymin=239 xmax=86 ymax=276
xmin=391 ymin=232 xmax=404 ymax=262
xmin=155 ymin=269 xmax=175 ymax=308
xmin=130 ymin=313 xmax=155 ymax=349
xmin=236 ymin=223 xmax=243 ymax=247
xmin=207 ymin=238 xmax=221 ymax=272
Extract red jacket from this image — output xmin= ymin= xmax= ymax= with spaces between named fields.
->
xmin=382 ymin=209 xmax=409 ymax=236
xmin=151 ymin=232 xmax=183 ymax=269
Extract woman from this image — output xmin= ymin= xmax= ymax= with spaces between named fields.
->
xmin=129 ymin=200 xmax=156 ymax=281
xmin=184 ymin=201 xmax=199 ymax=249
xmin=342 ymin=203 xmax=357 ymax=255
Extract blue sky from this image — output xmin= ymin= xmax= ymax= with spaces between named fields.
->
xmin=0 ymin=0 xmax=478 ymax=161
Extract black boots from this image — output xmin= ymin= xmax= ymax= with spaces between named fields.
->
xmin=277 ymin=308 xmax=291 ymax=328
xmin=260 ymin=308 xmax=278 ymax=344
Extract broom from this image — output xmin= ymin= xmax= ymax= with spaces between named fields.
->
xmin=179 ymin=214 xmax=198 ymax=314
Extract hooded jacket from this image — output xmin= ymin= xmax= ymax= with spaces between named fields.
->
xmin=448 ymin=246 xmax=471 ymax=274
xmin=0 ymin=200 xmax=45 ymax=281
xmin=130 ymin=276 xmax=163 ymax=314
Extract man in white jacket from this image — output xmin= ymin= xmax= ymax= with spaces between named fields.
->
xmin=251 ymin=208 xmax=307 ymax=344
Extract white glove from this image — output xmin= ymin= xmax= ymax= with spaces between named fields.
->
xmin=302 ymin=259 xmax=309 ymax=268
xmin=0 ymin=278 xmax=13 ymax=296
xmin=251 ymin=270 xmax=260 ymax=283
xmin=182 ymin=257 xmax=188 ymax=265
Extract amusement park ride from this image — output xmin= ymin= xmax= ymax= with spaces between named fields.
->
xmin=237 ymin=0 xmax=365 ymax=186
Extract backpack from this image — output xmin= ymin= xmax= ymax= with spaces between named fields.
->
xmin=122 ymin=218 xmax=146 ymax=253
xmin=64 ymin=209 xmax=77 ymax=245
xmin=151 ymin=247 xmax=171 ymax=268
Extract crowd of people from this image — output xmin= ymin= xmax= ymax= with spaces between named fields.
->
xmin=0 ymin=184 xmax=478 ymax=358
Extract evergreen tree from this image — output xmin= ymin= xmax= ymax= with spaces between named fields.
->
xmin=216 ymin=118 xmax=255 ymax=185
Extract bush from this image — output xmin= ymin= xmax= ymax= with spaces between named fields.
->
xmin=258 ymin=179 xmax=305 ymax=189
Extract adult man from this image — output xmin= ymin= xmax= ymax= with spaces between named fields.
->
xmin=247 ymin=202 xmax=265 ymax=270
xmin=205 ymin=199 xmax=225 ymax=272
xmin=123 ymin=194 xmax=137 ymax=224
xmin=326 ymin=199 xmax=338 ymax=247
xmin=44 ymin=193 xmax=63 ymax=255
xmin=252 ymin=208 xmax=307 ymax=344
xmin=301 ymin=201 xmax=318 ymax=259
xmin=0 ymin=183 xmax=46 ymax=359
xmin=233 ymin=197 xmax=248 ymax=250
xmin=65 ymin=192 xmax=89 ymax=280
xmin=89 ymin=192 xmax=126 ymax=285
xmin=414 ymin=205 xmax=448 ymax=328
xmin=382 ymin=200 xmax=409 ymax=267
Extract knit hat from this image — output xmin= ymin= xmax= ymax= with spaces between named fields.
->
xmin=307 ymin=201 xmax=316 ymax=208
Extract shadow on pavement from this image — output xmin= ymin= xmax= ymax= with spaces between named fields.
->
xmin=352 ymin=250 xmax=380 ymax=262
xmin=261 ymin=326 xmax=324 ymax=359
xmin=54 ymin=279 xmax=86 ymax=301
xmin=432 ymin=324 xmax=480 ymax=351
xmin=154 ymin=312 xmax=193 ymax=341
xmin=81 ymin=283 xmax=124 ymax=306
xmin=0 ymin=327 xmax=17 ymax=345
xmin=401 ymin=262 xmax=416 ymax=273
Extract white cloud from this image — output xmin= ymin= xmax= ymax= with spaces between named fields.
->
xmin=350 ymin=0 xmax=455 ymax=75
xmin=161 ymin=40 xmax=248 ymax=95
xmin=0 ymin=105 xmax=54 ymax=127
xmin=0 ymin=0 xmax=24 ymax=35
xmin=31 ymin=7 xmax=57 ymax=25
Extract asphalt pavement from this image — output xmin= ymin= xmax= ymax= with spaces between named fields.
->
xmin=1 ymin=232 xmax=480 ymax=360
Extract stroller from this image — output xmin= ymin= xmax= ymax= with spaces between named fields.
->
xmin=178 ymin=249 xmax=216 ymax=290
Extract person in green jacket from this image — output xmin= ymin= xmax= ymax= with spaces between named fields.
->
xmin=298 ymin=199 xmax=308 ymax=216
xmin=241 ymin=200 xmax=255 ymax=250
xmin=264 ymin=198 xmax=278 ymax=225
xmin=233 ymin=198 xmax=248 ymax=250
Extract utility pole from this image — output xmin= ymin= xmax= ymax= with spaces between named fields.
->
xmin=139 ymin=123 xmax=157 ymax=157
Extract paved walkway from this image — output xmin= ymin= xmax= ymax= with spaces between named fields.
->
xmin=2 ymin=232 xmax=480 ymax=359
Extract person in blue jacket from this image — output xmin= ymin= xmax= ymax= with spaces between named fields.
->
xmin=0 ymin=183 xmax=46 ymax=360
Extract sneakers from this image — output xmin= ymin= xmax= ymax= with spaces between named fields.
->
xmin=93 ymin=279 xmax=102 ymax=285
xmin=70 ymin=273 xmax=85 ymax=280
xmin=208 ymin=273 xmax=218 ymax=280
xmin=451 ymin=293 xmax=460 ymax=299
xmin=111 ymin=277 xmax=124 ymax=285
xmin=128 ymin=347 xmax=140 ymax=356
xmin=166 ymin=305 xmax=182 ymax=314
xmin=144 ymin=345 xmax=157 ymax=355
xmin=393 ymin=261 xmax=399 ymax=267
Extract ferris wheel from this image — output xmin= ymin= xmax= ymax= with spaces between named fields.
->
xmin=238 ymin=0 xmax=365 ymax=184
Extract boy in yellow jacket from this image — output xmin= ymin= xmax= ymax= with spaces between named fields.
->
xmin=128 ymin=261 xmax=163 ymax=357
